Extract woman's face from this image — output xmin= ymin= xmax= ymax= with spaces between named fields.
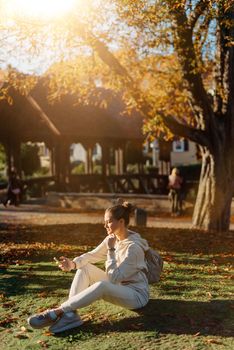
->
xmin=104 ymin=211 xmax=120 ymax=235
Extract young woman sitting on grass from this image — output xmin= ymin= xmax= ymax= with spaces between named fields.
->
xmin=27 ymin=201 xmax=149 ymax=334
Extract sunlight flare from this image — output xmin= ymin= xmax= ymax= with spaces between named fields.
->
xmin=2 ymin=0 xmax=79 ymax=21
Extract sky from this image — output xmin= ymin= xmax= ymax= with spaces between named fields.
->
xmin=0 ymin=0 xmax=90 ymax=75
xmin=0 ymin=0 xmax=140 ymax=76
xmin=0 ymin=0 xmax=216 ymax=76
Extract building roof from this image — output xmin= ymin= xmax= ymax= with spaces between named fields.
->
xmin=0 ymin=80 xmax=144 ymax=145
xmin=0 ymin=87 xmax=52 ymax=143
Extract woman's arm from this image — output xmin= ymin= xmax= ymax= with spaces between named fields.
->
xmin=72 ymin=238 xmax=108 ymax=269
xmin=105 ymin=244 xmax=144 ymax=283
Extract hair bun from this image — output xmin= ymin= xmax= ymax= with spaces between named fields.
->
xmin=116 ymin=198 xmax=124 ymax=205
xmin=107 ymin=199 xmax=135 ymax=226
xmin=122 ymin=201 xmax=135 ymax=213
xmin=116 ymin=198 xmax=135 ymax=212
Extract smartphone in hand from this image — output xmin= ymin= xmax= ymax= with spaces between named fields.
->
xmin=53 ymin=257 xmax=60 ymax=264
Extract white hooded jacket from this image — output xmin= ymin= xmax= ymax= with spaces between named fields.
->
xmin=73 ymin=230 xmax=149 ymax=301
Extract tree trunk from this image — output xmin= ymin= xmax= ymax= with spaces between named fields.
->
xmin=192 ymin=149 xmax=234 ymax=232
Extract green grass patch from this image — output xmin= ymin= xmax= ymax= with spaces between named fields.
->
xmin=0 ymin=224 xmax=233 ymax=349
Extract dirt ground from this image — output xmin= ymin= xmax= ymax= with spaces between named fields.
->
xmin=0 ymin=204 xmax=234 ymax=229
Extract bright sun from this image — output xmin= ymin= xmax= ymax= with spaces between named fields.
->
xmin=3 ymin=0 xmax=77 ymax=20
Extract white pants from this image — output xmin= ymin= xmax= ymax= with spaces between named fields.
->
xmin=61 ymin=263 xmax=147 ymax=312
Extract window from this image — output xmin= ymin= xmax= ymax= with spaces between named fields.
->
xmin=173 ymin=140 xmax=189 ymax=152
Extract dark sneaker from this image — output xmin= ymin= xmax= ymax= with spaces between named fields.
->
xmin=49 ymin=311 xmax=83 ymax=333
xmin=27 ymin=310 xmax=58 ymax=329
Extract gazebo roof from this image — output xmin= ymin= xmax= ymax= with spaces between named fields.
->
xmin=0 ymin=81 xmax=144 ymax=144
xmin=0 ymin=87 xmax=52 ymax=143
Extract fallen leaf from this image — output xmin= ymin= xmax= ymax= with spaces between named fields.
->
xmin=82 ymin=312 xmax=96 ymax=321
xmin=2 ymin=301 xmax=16 ymax=308
xmin=193 ymin=332 xmax=201 ymax=337
xmin=130 ymin=323 xmax=144 ymax=330
xmin=0 ymin=264 xmax=8 ymax=269
xmin=0 ymin=316 xmax=18 ymax=327
xmin=14 ymin=332 xmax=29 ymax=339
xmin=43 ymin=331 xmax=53 ymax=336
xmin=37 ymin=291 xmax=47 ymax=298
xmin=37 ymin=340 xmax=48 ymax=348
xmin=4 ymin=329 xmax=13 ymax=334
xmin=206 ymin=339 xmax=223 ymax=345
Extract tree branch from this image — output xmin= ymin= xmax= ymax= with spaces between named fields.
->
xmin=162 ymin=114 xmax=211 ymax=148
xmin=73 ymin=22 xmax=153 ymax=116
xmin=27 ymin=95 xmax=61 ymax=137
xmin=194 ymin=14 xmax=212 ymax=62
xmin=169 ymin=6 xmax=214 ymax=131
xmin=225 ymin=6 xmax=234 ymax=147
xmin=74 ymin=24 xmax=131 ymax=80
xmin=188 ymin=0 xmax=210 ymax=29
xmin=73 ymin=19 xmax=212 ymax=148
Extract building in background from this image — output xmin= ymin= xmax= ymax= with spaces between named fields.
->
xmin=146 ymin=139 xmax=200 ymax=175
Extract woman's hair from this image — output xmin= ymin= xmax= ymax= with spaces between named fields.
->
xmin=172 ymin=167 xmax=179 ymax=176
xmin=105 ymin=199 xmax=135 ymax=226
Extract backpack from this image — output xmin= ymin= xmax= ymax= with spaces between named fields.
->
xmin=144 ymin=248 xmax=163 ymax=284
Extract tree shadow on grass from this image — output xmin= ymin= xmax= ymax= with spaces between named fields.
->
xmin=55 ymin=299 xmax=233 ymax=340
xmin=0 ymin=267 xmax=72 ymax=297
xmin=132 ymin=299 xmax=233 ymax=337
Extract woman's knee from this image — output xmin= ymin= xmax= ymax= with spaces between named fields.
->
xmin=94 ymin=280 xmax=108 ymax=288
xmin=76 ymin=263 xmax=93 ymax=275
xmin=92 ymin=280 xmax=110 ymax=294
xmin=72 ymin=264 xmax=92 ymax=283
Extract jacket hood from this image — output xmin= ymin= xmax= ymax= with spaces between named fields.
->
xmin=118 ymin=230 xmax=149 ymax=252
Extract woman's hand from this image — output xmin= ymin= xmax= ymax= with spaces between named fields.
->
xmin=57 ymin=256 xmax=75 ymax=272
xmin=106 ymin=234 xmax=116 ymax=249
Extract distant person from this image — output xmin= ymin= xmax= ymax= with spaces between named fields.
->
xmin=27 ymin=201 xmax=150 ymax=334
xmin=2 ymin=170 xmax=23 ymax=207
xmin=168 ymin=168 xmax=183 ymax=216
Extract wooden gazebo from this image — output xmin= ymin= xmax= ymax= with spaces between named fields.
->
xmin=1 ymin=81 xmax=165 ymax=193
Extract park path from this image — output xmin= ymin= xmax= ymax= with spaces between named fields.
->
xmin=0 ymin=203 xmax=234 ymax=229
xmin=0 ymin=204 xmax=193 ymax=228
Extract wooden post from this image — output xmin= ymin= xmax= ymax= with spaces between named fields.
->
xmin=54 ymin=143 xmax=61 ymax=189
xmin=3 ymin=143 xmax=13 ymax=177
xmin=12 ymin=141 xmax=22 ymax=178
xmin=49 ymin=146 xmax=56 ymax=176
xmin=115 ymin=148 xmax=120 ymax=175
xmin=88 ymin=147 xmax=93 ymax=174
xmin=114 ymin=147 xmax=124 ymax=175
xmin=62 ymin=141 xmax=71 ymax=184
xmin=122 ymin=142 xmax=127 ymax=174
xmin=101 ymin=142 xmax=111 ymax=176
xmin=4 ymin=140 xmax=22 ymax=178
xmin=55 ymin=141 xmax=71 ymax=190
xmin=119 ymin=147 xmax=124 ymax=174
xmin=83 ymin=142 xmax=95 ymax=175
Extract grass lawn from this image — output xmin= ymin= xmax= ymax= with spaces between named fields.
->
xmin=0 ymin=223 xmax=233 ymax=350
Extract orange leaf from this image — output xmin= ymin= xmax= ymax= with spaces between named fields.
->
xmin=206 ymin=339 xmax=223 ymax=345
xmin=37 ymin=291 xmax=47 ymax=298
xmin=43 ymin=331 xmax=53 ymax=336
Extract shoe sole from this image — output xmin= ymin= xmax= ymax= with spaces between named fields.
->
xmin=27 ymin=317 xmax=56 ymax=329
xmin=49 ymin=319 xmax=84 ymax=333
xmin=27 ymin=322 xmax=54 ymax=329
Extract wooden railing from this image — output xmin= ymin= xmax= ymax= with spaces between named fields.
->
xmin=1 ymin=174 xmax=199 ymax=197
xmin=69 ymin=174 xmax=169 ymax=194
